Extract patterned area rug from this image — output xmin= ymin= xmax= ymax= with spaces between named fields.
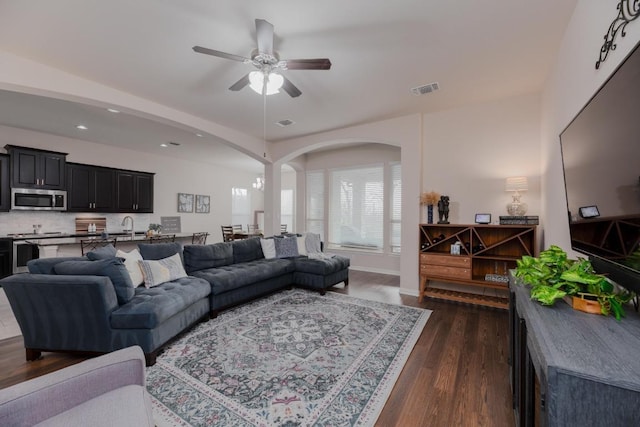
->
xmin=147 ymin=289 xmax=431 ymax=426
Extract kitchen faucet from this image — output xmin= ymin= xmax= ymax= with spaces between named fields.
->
xmin=121 ymin=216 xmax=134 ymax=240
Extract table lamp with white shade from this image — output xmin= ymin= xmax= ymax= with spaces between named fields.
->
xmin=505 ymin=176 xmax=528 ymax=215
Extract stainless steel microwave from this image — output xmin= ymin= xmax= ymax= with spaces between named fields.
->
xmin=11 ymin=188 xmax=67 ymax=211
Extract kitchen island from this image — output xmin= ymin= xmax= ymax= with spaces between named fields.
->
xmin=8 ymin=232 xmax=197 ymax=266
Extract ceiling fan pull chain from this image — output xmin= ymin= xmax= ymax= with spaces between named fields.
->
xmin=263 ymin=80 xmax=267 ymax=158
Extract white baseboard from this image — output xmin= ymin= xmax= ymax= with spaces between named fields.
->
xmin=399 ymin=288 xmax=420 ymax=297
xmin=348 ymin=266 xmax=400 ymax=276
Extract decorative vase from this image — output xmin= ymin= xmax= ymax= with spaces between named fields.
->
xmin=427 ymin=205 xmax=434 ymax=224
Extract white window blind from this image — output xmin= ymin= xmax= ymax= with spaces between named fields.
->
xmin=329 ymin=165 xmax=384 ymax=250
xmin=306 ymin=171 xmax=324 ymax=236
xmin=390 ymin=162 xmax=402 ymax=254
xmin=231 ymin=187 xmax=251 ymax=227
xmin=281 ymin=189 xmax=294 ymax=233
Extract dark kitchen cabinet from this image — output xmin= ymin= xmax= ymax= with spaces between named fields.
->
xmin=116 ymin=170 xmax=154 ymax=213
xmin=66 ymin=163 xmax=116 ymax=212
xmin=0 ymin=238 xmax=12 ymax=279
xmin=6 ymin=145 xmax=67 ymax=190
xmin=0 ymin=154 xmax=9 ymax=211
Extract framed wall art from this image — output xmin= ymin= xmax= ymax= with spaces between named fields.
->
xmin=195 ymin=194 xmax=210 ymax=213
xmin=177 ymin=193 xmax=194 ymax=213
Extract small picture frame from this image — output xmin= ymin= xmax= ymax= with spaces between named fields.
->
xmin=475 ymin=213 xmax=491 ymax=224
xmin=195 ymin=194 xmax=210 ymax=213
xmin=177 ymin=193 xmax=194 ymax=213
xmin=579 ymin=205 xmax=600 ymax=218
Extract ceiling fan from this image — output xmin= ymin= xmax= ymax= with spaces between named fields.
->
xmin=193 ymin=19 xmax=331 ymax=98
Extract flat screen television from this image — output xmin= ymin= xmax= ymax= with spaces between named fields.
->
xmin=560 ymin=39 xmax=640 ymax=295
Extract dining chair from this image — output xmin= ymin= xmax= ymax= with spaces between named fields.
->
xmin=192 ymin=232 xmax=209 ymax=245
xmin=80 ymin=238 xmax=118 ymax=256
xmin=221 ymin=225 xmax=235 ymax=242
xmin=146 ymin=234 xmax=176 ymax=244
xmin=280 ymin=224 xmax=288 ymax=234
xmin=247 ymin=224 xmax=260 ymax=233
xmin=232 ymin=224 xmax=243 ymax=232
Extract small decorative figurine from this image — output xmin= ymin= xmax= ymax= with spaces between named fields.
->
xmin=437 ymin=195 xmax=450 ymax=224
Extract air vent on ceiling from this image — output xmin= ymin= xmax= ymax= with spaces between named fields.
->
xmin=169 ymin=141 xmax=181 ymax=146
xmin=411 ymin=82 xmax=440 ymax=96
xmin=276 ymin=119 xmax=296 ymax=127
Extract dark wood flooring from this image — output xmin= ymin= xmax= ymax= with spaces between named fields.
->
xmin=0 ymin=270 xmax=514 ymax=426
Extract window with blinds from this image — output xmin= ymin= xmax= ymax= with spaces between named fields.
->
xmin=306 ymin=171 xmax=325 ymax=236
xmin=231 ymin=187 xmax=251 ymax=226
xmin=329 ymin=165 xmax=384 ymax=250
xmin=390 ymin=162 xmax=402 ymax=254
xmin=281 ymin=189 xmax=294 ymax=233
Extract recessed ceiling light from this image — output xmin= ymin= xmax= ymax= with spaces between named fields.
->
xmin=107 ymin=108 xmax=120 ymax=113
xmin=160 ymin=143 xmax=168 ymax=148
xmin=76 ymin=125 xmax=88 ymax=130
xmin=195 ymin=133 xmax=203 ymax=137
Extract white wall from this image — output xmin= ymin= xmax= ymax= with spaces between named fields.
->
xmin=0 ymin=125 xmax=262 ymax=241
xmin=423 ymin=93 xmax=542 ymax=225
xmin=541 ymin=1 xmax=640 ymax=252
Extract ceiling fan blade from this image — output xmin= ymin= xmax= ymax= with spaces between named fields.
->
xmin=193 ymin=46 xmax=249 ymax=62
xmin=283 ymin=58 xmax=332 ymax=70
xmin=255 ymin=19 xmax=274 ymax=55
xmin=281 ymin=76 xmax=302 ymax=98
xmin=229 ymin=73 xmax=251 ymax=91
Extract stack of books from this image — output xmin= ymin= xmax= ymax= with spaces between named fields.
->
xmin=499 ymin=215 xmax=539 ymax=225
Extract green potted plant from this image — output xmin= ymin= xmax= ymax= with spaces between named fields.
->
xmin=515 ymin=245 xmax=634 ymax=320
xmin=147 ymin=223 xmax=162 ymax=237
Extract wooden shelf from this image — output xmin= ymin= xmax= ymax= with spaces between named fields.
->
xmin=424 ymin=288 xmax=508 ymax=310
xmin=419 ymin=224 xmax=536 ymax=309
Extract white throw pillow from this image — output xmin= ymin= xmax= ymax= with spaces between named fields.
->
xmin=138 ymin=252 xmax=188 ymax=288
xmin=115 ymin=248 xmax=144 ymax=287
xmin=304 ymin=232 xmax=322 ymax=254
xmin=296 ymin=235 xmax=308 ymax=256
xmin=260 ymin=238 xmax=277 ymax=259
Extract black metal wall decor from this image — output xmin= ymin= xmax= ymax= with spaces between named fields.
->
xmin=596 ymin=0 xmax=640 ymax=69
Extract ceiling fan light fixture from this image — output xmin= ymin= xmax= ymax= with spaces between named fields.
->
xmin=249 ymin=71 xmax=283 ymax=95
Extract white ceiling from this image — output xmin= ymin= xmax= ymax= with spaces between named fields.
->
xmin=0 ymin=0 xmax=578 ymax=171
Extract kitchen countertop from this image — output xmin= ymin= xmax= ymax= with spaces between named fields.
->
xmin=7 ymin=232 xmax=196 ymax=245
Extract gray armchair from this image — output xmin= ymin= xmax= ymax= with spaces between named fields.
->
xmin=0 ymin=346 xmax=154 ymax=426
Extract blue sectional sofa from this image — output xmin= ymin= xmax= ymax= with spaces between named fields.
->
xmin=1 ymin=235 xmax=349 ymax=365
xmin=184 ymin=236 xmax=350 ymax=316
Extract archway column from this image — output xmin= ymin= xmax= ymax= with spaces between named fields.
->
xmin=263 ymin=162 xmax=282 ymax=236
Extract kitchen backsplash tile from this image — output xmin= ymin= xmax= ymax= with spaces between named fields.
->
xmin=0 ymin=212 xmax=151 ymax=235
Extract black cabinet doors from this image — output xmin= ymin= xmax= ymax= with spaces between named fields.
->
xmin=0 ymin=238 xmax=11 ymax=279
xmin=66 ymin=164 xmax=116 ymax=212
xmin=0 ymin=154 xmax=9 ymax=211
xmin=116 ymin=171 xmax=153 ymax=213
xmin=9 ymin=147 xmax=66 ymax=190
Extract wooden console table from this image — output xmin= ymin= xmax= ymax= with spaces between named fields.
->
xmin=419 ymin=224 xmax=536 ymax=309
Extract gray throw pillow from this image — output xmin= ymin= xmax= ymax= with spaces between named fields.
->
xmin=27 ymin=257 xmax=87 ymax=275
xmin=86 ymin=244 xmax=117 ymax=260
xmin=274 ymin=236 xmax=299 ymax=258
xmin=53 ymin=258 xmax=135 ymax=305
